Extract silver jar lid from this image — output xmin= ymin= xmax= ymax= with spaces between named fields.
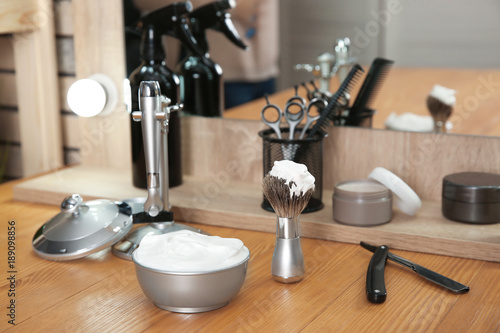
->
xmin=32 ymin=194 xmax=133 ymax=261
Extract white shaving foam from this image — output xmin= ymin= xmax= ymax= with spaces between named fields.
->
xmin=269 ymin=160 xmax=315 ymax=197
xmin=134 ymin=230 xmax=249 ymax=272
xmin=429 ymin=84 xmax=456 ymax=106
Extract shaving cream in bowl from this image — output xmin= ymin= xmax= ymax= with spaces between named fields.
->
xmin=132 ymin=230 xmax=250 ymax=313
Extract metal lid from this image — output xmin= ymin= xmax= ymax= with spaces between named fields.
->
xmin=443 ymin=172 xmax=500 ymax=203
xmin=32 ymin=194 xmax=133 ymax=261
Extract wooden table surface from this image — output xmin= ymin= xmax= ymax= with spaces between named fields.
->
xmin=1 ymin=178 xmax=500 ymax=332
xmin=225 ymin=67 xmax=500 ymax=137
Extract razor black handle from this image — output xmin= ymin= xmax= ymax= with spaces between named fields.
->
xmin=366 ymin=245 xmax=389 ymax=303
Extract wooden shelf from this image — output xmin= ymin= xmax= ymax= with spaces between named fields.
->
xmin=13 ymin=165 xmax=500 ymax=262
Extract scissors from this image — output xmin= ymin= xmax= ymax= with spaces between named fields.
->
xmin=286 ymin=85 xmax=307 ymax=108
xmin=261 ymin=95 xmax=305 ymax=140
xmin=261 ymin=95 xmax=283 ymax=138
xmin=299 ymin=97 xmax=328 ymax=139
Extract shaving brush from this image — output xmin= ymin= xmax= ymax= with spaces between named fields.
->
xmin=263 ymin=160 xmax=315 ymax=283
xmin=426 ymin=84 xmax=456 ymax=133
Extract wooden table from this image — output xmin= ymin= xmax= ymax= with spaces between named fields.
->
xmin=225 ymin=68 xmax=500 ymax=137
xmin=2 ymin=178 xmax=500 ymax=332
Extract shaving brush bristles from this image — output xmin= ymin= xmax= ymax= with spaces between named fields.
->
xmin=426 ymin=84 xmax=455 ymax=133
xmin=426 ymin=95 xmax=453 ymax=122
xmin=263 ymin=175 xmax=314 ymax=218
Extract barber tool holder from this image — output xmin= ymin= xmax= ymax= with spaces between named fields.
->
xmin=295 ymin=37 xmax=355 ymax=99
xmin=112 ymin=81 xmax=202 ymax=260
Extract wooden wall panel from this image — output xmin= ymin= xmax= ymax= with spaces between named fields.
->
xmin=182 ymin=117 xmax=500 ymax=202
xmin=0 ymin=144 xmax=22 ymax=179
xmin=0 ymin=0 xmax=78 ymax=182
xmin=0 ymin=36 xmax=15 ymax=70
xmin=0 ymin=0 xmax=43 ymax=34
xmin=54 ymin=0 xmax=73 ymax=37
xmin=56 ymin=38 xmax=75 ymax=75
xmin=61 ymin=112 xmax=80 ymax=148
xmin=72 ymin=0 xmax=130 ymax=169
xmin=0 ymin=108 xmax=19 ymax=141
xmin=0 ymin=72 xmax=17 ymax=106
xmin=58 ymin=76 xmax=75 ymax=111
xmin=13 ymin=0 xmax=63 ymax=177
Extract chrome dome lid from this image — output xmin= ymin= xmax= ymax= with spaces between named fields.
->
xmin=32 ymin=194 xmax=133 ymax=261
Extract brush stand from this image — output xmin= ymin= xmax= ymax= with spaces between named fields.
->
xmin=112 ymin=81 xmax=203 ymax=260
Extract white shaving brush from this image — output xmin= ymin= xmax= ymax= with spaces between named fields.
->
xmin=426 ymin=84 xmax=456 ymax=133
xmin=263 ymin=160 xmax=315 ymax=283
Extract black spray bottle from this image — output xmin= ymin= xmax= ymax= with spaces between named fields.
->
xmin=129 ymin=2 xmax=203 ymax=189
xmin=177 ymin=0 xmax=247 ymax=117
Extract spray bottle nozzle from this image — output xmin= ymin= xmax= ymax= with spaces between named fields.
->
xmin=188 ymin=0 xmax=247 ymax=54
xmin=139 ymin=1 xmax=204 ymax=57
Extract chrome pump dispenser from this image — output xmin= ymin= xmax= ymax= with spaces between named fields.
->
xmin=177 ymin=0 xmax=247 ymax=117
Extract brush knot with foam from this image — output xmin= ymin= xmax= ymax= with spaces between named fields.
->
xmin=426 ymin=84 xmax=456 ymax=132
xmin=262 ymin=160 xmax=315 ymax=218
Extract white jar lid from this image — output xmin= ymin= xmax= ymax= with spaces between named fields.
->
xmin=368 ymin=167 xmax=422 ymax=216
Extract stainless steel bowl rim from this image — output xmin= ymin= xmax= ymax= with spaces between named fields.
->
xmin=132 ymin=247 xmax=250 ymax=275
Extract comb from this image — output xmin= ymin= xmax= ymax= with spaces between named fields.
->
xmin=345 ymin=58 xmax=394 ymax=126
xmin=306 ymin=64 xmax=364 ymax=139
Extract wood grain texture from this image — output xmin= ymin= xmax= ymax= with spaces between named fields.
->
xmin=0 ymin=144 xmax=22 ymax=179
xmin=0 ymin=36 xmax=15 ymax=70
xmin=12 ymin=0 xmax=63 ymax=176
xmin=0 ymin=73 xmax=18 ymax=106
xmin=72 ymin=0 xmax=130 ymax=169
xmin=183 ymin=117 xmax=500 ymax=201
xmin=58 ymin=75 xmax=76 ymax=112
xmin=2 ymin=178 xmax=500 ymax=331
xmin=0 ymin=109 xmax=19 ymax=142
xmin=0 ymin=109 xmax=79 ymax=151
xmin=54 ymin=0 xmax=73 ymax=36
xmin=12 ymin=165 xmax=500 ymax=262
xmin=0 ymin=0 xmax=43 ymax=34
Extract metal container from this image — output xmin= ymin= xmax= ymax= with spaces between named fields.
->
xmin=333 ymin=179 xmax=393 ymax=226
xmin=442 ymin=172 xmax=500 ymax=224
xmin=132 ymin=250 xmax=250 ymax=313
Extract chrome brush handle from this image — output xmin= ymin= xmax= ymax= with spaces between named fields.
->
xmin=272 ymin=217 xmax=305 ymax=283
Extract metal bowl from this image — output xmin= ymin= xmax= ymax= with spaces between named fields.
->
xmin=132 ymin=249 xmax=250 ymax=313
